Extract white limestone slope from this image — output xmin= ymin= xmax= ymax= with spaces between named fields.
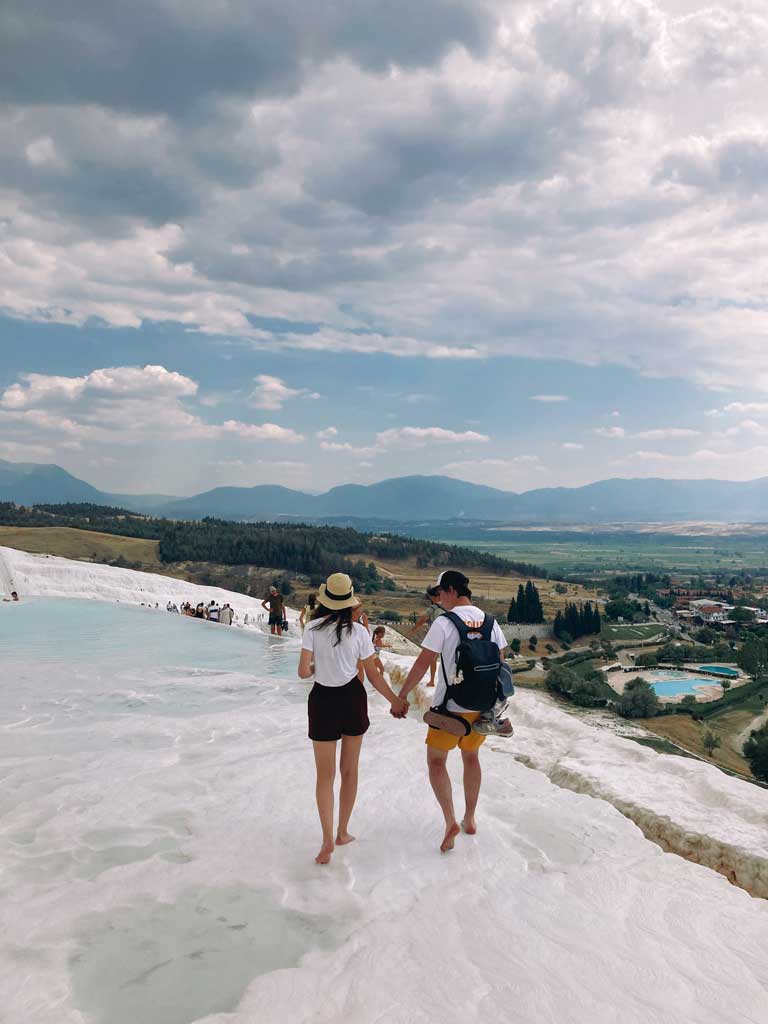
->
xmin=0 ymin=544 xmax=297 ymax=624
xmin=2 ymin=554 xmax=768 ymax=1022
xmin=505 ymin=691 xmax=768 ymax=899
xmin=2 ymin=653 xmax=767 ymax=1024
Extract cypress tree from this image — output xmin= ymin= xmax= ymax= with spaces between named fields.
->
xmin=517 ymin=583 xmax=527 ymax=623
xmin=507 ymin=597 xmax=518 ymax=624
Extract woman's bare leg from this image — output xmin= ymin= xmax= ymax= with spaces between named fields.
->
xmin=312 ymin=740 xmax=337 ymax=864
xmin=337 ymin=733 xmax=363 ymax=844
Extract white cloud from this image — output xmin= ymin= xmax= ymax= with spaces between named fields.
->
xmin=319 ymin=441 xmax=377 ymax=456
xmin=723 ymin=402 xmax=768 ymax=416
xmin=316 ymin=426 xmax=338 ymax=440
xmin=248 ymin=374 xmax=320 ymax=410
xmin=529 ymin=394 xmax=569 ymax=402
xmin=0 ymin=365 xmax=197 ymax=410
xmin=595 ymin=426 xmax=701 ymax=441
xmin=0 ymin=366 xmax=304 ymax=449
xmin=375 ymin=426 xmax=490 ymax=448
xmin=219 ymin=421 xmax=303 ymax=443
xmin=594 ymin=426 xmax=626 ymax=439
xmin=632 ymin=428 xmax=700 ymax=440
xmin=562 ymin=442 xmax=584 ymax=450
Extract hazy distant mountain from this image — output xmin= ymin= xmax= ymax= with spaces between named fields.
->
xmin=3 ymin=459 xmax=768 ymax=523
xmin=0 ymin=459 xmax=105 ymax=505
xmin=0 ymin=459 xmax=177 ymax=512
xmin=159 ymin=485 xmax=314 ymax=520
xmin=160 ymin=474 xmax=768 ymax=523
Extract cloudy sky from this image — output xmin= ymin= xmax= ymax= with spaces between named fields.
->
xmin=3 ymin=0 xmax=768 ymax=497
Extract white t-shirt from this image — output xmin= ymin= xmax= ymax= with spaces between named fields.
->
xmin=302 ymin=618 xmax=375 ymax=687
xmin=422 ymin=605 xmax=507 ymax=713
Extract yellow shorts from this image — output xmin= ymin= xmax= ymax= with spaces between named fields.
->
xmin=425 ymin=711 xmax=486 ymax=752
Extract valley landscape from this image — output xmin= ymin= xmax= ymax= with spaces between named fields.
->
xmin=4 ymin=3 xmax=768 ymax=1021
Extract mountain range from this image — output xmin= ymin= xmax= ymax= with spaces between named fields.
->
xmin=2 ymin=458 xmax=768 ymax=524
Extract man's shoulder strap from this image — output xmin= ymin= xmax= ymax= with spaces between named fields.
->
xmin=442 ymin=610 xmax=469 ymax=638
xmin=480 ymin=613 xmax=495 ymax=640
xmin=442 ymin=610 xmax=495 ymax=640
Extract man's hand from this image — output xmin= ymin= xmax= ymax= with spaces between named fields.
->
xmin=390 ymin=696 xmax=409 ymax=718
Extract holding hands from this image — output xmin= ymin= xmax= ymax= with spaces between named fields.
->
xmin=389 ymin=695 xmax=409 ymax=719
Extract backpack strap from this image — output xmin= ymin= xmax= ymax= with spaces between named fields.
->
xmin=438 ymin=611 xmax=466 ymax=707
xmin=438 ymin=611 xmax=489 ymax=709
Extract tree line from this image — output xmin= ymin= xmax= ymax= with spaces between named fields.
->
xmin=0 ymin=502 xmax=547 ymax=583
xmin=507 ymin=581 xmax=544 ymax=624
xmin=553 ymin=601 xmax=601 ymax=641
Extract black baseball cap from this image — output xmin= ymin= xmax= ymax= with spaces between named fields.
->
xmin=426 ymin=570 xmax=470 ymax=597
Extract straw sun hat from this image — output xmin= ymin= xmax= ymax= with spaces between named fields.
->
xmin=318 ymin=572 xmax=360 ymax=610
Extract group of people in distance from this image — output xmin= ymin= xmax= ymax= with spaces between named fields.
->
xmin=172 ymin=599 xmax=235 ymax=624
xmin=298 ymin=569 xmax=510 ymax=864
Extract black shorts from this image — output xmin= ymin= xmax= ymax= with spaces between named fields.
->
xmin=308 ymin=678 xmax=370 ymax=742
xmin=268 ymin=612 xmax=283 ymax=626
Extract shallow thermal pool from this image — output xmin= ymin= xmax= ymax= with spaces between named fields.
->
xmin=0 ymin=596 xmax=302 ymax=729
xmin=0 ymin=598 xmax=342 ymax=1024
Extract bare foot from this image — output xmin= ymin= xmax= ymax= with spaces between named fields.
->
xmin=461 ymin=818 xmax=477 ymax=835
xmin=335 ymin=832 xmax=356 ymax=846
xmin=315 ymin=840 xmax=334 ymax=865
xmin=427 ymin=681 xmax=435 ymax=687
xmin=440 ymin=822 xmax=460 ymax=853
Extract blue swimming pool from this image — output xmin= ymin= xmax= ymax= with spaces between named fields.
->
xmin=697 ymin=665 xmax=739 ymax=677
xmin=649 ymin=671 xmax=719 ymax=697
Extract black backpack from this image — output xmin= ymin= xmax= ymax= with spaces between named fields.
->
xmin=439 ymin=611 xmax=505 ymax=712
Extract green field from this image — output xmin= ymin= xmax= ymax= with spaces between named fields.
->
xmin=601 ymin=623 xmax=665 ymax=641
xmin=429 ymin=530 xmax=768 ymax=575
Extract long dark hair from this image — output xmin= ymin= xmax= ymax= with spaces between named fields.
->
xmin=306 ymin=593 xmax=316 ymax=610
xmin=311 ymin=603 xmax=354 ymax=646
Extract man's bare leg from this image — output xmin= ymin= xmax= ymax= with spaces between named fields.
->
xmin=312 ymin=740 xmax=337 ymax=864
xmin=337 ymin=733 xmax=363 ymax=845
xmin=427 ymin=748 xmax=460 ymax=852
xmin=460 ymin=748 xmax=481 ymax=835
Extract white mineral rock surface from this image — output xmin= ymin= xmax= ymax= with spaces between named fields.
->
xmin=1 ymin=550 xmax=766 ymax=1023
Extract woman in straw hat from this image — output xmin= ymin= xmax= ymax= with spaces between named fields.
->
xmin=299 ymin=572 xmax=408 ymax=865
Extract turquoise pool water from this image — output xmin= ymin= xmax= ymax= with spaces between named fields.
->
xmin=0 ymin=597 xmax=302 ymax=729
xmin=698 ymin=665 xmax=739 ymax=677
xmin=650 ymin=671 xmax=719 ymax=697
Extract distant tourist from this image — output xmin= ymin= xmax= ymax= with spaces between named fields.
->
xmin=371 ymin=625 xmax=388 ymax=674
xmin=353 ymin=603 xmax=369 ymax=631
xmin=2 ymin=591 xmax=19 ymax=603
xmin=262 ymin=586 xmax=284 ymax=636
xmin=299 ymin=593 xmax=316 ymax=632
xmin=220 ymin=603 xmax=233 ymax=626
xmin=407 ymin=592 xmax=443 ymax=687
xmin=208 ymin=601 xmax=220 ymax=623
xmin=195 ymin=603 xmax=205 ymax=619
xmin=298 ymin=572 xmax=408 ymax=865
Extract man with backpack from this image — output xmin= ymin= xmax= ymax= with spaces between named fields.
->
xmin=394 ymin=571 xmax=510 ymax=853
